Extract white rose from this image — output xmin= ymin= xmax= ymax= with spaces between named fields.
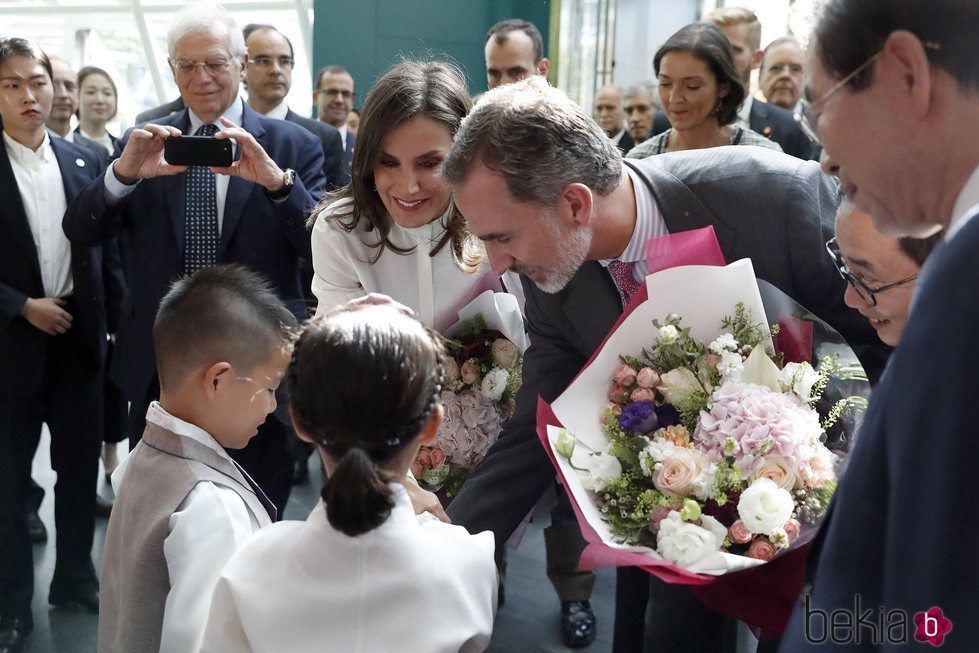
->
xmin=491 ymin=338 xmax=520 ymax=369
xmin=656 ymin=511 xmax=723 ymax=567
xmin=737 ymin=478 xmax=795 ymax=535
xmin=581 ymin=448 xmax=622 ymax=492
xmin=480 ymin=368 xmax=510 ymax=401
xmin=658 ymin=325 xmax=680 ymax=345
xmin=778 ymin=362 xmax=821 ymax=400
xmin=700 ymin=514 xmax=729 ymax=545
xmin=717 ymin=351 xmax=744 ymax=382
xmin=658 ymin=368 xmax=701 ymax=405
xmin=709 ymin=333 xmax=738 ymax=355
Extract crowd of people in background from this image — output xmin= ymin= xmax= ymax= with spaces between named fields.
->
xmin=2 ymin=0 xmax=973 ymax=651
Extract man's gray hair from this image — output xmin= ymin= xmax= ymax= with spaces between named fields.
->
xmin=624 ymin=80 xmax=662 ymax=111
xmin=442 ymin=76 xmax=621 ymax=206
xmin=167 ymin=4 xmax=246 ymax=59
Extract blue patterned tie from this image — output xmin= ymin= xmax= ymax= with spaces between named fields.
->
xmin=183 ymin=124 xmax=219 ymax=275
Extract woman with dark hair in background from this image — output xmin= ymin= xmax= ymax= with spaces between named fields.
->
xmin=628 ymin=23 xmax=780 ymax=157
xmin=201 ymin=303 xmax=497 ymax=652
xmin=75 ymin=65 xmax=118 ymax=156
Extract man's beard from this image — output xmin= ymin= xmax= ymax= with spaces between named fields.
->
xmin=512 ymin=222 xmax=592 ymax=294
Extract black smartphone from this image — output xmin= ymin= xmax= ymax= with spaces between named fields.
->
xmin=163 ymin=135 xmax=233 ymax=167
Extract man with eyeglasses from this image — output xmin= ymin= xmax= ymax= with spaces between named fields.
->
xmin=243 ymin=24 xmax=345 ymax=191
xmin=759 ymin=36 xmax=806 ymax=113
xmin=780 ymin=1 xmax=979 ymax=650
xmin=62 ymin=3 xmax=325 ymax=568
xmin=313 ymin=64 xmax=355 ymax=174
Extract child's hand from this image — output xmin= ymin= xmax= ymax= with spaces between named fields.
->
xmin=402 ymin=475 xmax=451 ymax=523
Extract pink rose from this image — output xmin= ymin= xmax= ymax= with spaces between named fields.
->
xmin=798 ymin=449 xmax=837 ymax=487
xmin=411 ymin=448 xmax=433 ymax=476
xmin=784 ymin=518 xmax=801 ymax=543
xmin=746 ymin=537 xmax=777 ymax=561
xmin=630 ymin=387 xmax=656 ymax=403
xmin=429 ymin=447 xmax=447 ymax=467
xmin=652 ymin=448 xmax=707 ymax=497
xmin=601 ymin=402 xmax=623 ymax=426
xmin=636 ymin=367 xmax=660 ymax=388
xmin=460 ymin=358 xmax=481 ymax=386
xmin=748 ymin=456 xmax=798 ymax=491
xmin=607 ymin=382 xmax=629 ymax=403
xmin=612 ymin=364 xmax=638 ymax=387
xmin=491 ymin=338 xmax=520 ymax=369
xmin=443 ymin=357 xmax=460 ymax=384
xmin=729 ymin=519 xmax=753 ymax=544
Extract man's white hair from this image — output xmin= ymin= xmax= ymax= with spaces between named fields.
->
xmin=167 ymin=3 xmax=246 ymax=59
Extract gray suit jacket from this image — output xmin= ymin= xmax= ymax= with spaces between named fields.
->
xmin=447 ymin=146 xmax=884 ymax=551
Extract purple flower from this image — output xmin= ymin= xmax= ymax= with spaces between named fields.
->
xmin=619 ymin=401 xmax=659 ymax=434
xmin=654 ymin=403 xmax=681 ymax=428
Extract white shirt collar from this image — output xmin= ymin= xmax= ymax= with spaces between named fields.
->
xmin=338 ymin=123 xmax=349 ymax=142
xmin=737 ymin=95 xmax=753 ymax=127
xmin=3 ymin=129 xmax=53 ymax=162
xmin=145 ymin=401 xmax=233 ymax=459
xmin=598 ymin=165 xmax=667 ymax=276
xmin=187 ymin=96 xmax=245 ymax=134
xmin=263 ymin=100 xmax=290 ymax=121
xmin=946 ymin=164 xmax=979 ymax=241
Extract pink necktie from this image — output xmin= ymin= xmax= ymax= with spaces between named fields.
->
xmin=609 ymin=260 xmax=641 ymax=308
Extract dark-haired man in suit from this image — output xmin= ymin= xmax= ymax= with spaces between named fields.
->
xmin=781 ymin=1 xmax=979 ymax=649
xmin=705 ymin=6 xmax=816 ymax=161
xmin=243 ymin=23 xmax=345 ymax=190
xmin=313 ymin=64 xmax=355 ymax=176
xmin=63 ymin=3 xmax=325 ymax=518
xmin=0 ymin=36 xmax=111 ymax=653
xmin=441 ymin=76 xmax=885 ymax=652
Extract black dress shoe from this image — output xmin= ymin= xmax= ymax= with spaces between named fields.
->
xmin=26 ymin=511 xmax=47 ymax=543
xmin=95 ymin=493 xmax=113 ymax=518
xmin=291 ymin=459 xmax=310 ymax=485
xmin=560 ymin=600 xmax=597 ymax=648
xmin=49 ymin=583 xmax=100 ymax=614
xmin=0 ymin=616 xmax=33 ymax=653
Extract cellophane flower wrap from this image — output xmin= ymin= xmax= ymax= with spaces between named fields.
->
xmin=412 ymin=291 xmax=527 ymax=497
xmin=537 ymin=251 xmax=869 ymax=637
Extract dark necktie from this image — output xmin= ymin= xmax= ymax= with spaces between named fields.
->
xmin=232 ymin=460 xmax=278 ymax=522
xmin=609 ymin=260 xmax=641 ymax=308
xmin=183 ymin=123 xmax=219 ymax=275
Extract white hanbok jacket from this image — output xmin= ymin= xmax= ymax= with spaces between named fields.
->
xmin=201 ymin=485 xmax=498 ymax=653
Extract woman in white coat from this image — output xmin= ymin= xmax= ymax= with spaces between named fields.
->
xmin=309 ymin=60 xmax=516 ymax=331
xmin=201 ymin=303 xmax=497 ymax=652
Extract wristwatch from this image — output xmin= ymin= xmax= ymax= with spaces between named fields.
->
xmin=267 ymin=168 xmax=295 ymax=200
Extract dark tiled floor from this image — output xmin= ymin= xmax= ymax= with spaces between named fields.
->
xmin=24 ymin=429 xmax=616 ymax=652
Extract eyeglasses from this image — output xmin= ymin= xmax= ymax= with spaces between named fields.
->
xmin=799 ymin=41 xmax=940 ymax=145
xmin=172 ymin=59 xmax=235 ymax=77
xmin=316 ymin=88 xmax=355 ymax=99
xmin=825 ymin=237 xmax=918 ymax=306
xmin=249 ymin=55 xmax=295 ymax=70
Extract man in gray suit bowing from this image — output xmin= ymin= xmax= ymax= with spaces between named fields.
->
xmin=441 ymin=76 xmax=886 ymax=652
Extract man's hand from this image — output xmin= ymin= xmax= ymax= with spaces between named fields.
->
xmin=212 ymin=117 xmax=285 ymax=192
xmin=402 ymin=474 xmax=451 ymax=523
xmin=20 ymin=297 xmax=73 ymax=335
xmin=113 ymin=123 xmax=187 ymax=184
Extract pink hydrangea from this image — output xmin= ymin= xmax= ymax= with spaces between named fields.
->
xmin=435 ymin=389 xmax=501 ymax=466
xmin=694 ymin=382 xmax=824 ymax=478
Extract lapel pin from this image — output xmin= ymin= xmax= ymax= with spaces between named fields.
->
xmin=762 ymin=127 xmax=773 ymax=137
xmin=75 ymin=158 xmax=86 ymax=167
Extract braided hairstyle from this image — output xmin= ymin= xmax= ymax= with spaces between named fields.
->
xmin=286 ymin=303 xmax=444 ymax=537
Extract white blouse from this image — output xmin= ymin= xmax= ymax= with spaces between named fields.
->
xmin=201 ymin=486 xmax=498 ymax=653
xmin=310 ymin=198 xmax=518 ymax=331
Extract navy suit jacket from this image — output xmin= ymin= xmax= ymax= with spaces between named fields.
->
xmin=0 ymin=133 xmax=109 ymax=393
xmin=285 ymin=109 xmax=347 ymax=190
xmin=750 ymin=100 xmax=817 ymax=161
xmin=447 ymin=147 xmax=886 ymax=551
xmin=341 ymin=129 xmax=355 ymax=179
xmin=781 ymin=214 xmax=979 ymax=651
xmin=62 ymin=101 xmax=325 ymax=400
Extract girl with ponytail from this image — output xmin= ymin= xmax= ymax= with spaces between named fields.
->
xmin=202 ymin=302 xmax=498 ymax=652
